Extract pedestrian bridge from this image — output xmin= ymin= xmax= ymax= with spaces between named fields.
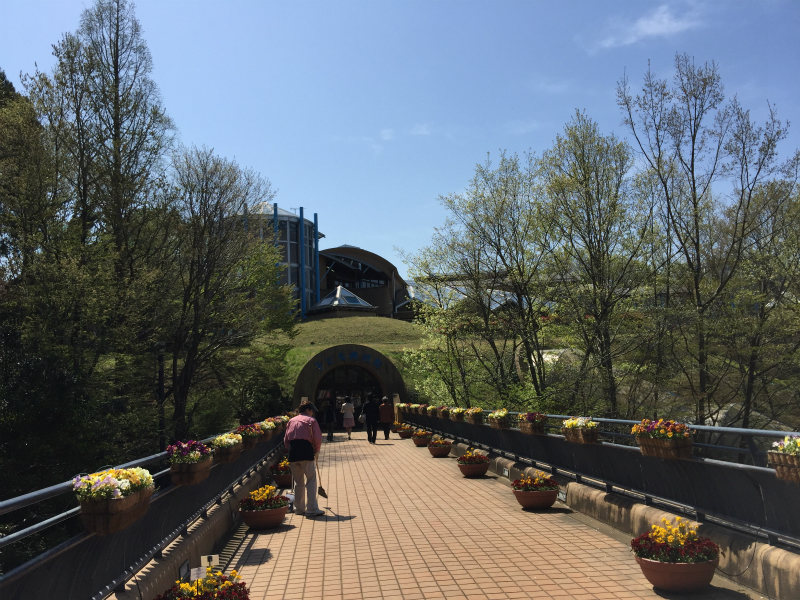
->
xmin=1 ymin=415 xmax=797 ymax=599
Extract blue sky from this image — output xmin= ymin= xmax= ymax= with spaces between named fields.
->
xmin=2 ymin=1 xmax=798 ymax=277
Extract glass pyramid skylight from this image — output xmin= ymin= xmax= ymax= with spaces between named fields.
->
xmin=309 ymin=286 xmax=376 ymax=310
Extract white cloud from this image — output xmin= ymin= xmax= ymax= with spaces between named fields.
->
xmin=411 ymin=123 xmax=430 ymax=135
xmin=597 ymin=5 xmax=702 ymax=50
xmin=380 ymin=128 xmax=394 ymax=141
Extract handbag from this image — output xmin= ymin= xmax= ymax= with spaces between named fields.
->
xmin=358 ymin=411 xmax=366 ymax=424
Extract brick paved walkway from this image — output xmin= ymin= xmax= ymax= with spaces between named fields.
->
xmin=231 ymin=430 xmax=759 ymax=600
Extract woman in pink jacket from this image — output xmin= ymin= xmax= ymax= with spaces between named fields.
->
xmin=284 ymin=402 xmax=324 ymax=516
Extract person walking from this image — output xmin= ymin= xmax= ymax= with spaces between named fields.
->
xmin=324 ymin=401 xmax=336 ymax=442
xmin=284 ymin=402 xmax=325 ymax=517
xmin=341 ymin=396 xmax=355 ymax=440
xmin=379 ymin=396 xmax=394 ymax=440
xmin=361 ymin=394 xmax=380 ymax=444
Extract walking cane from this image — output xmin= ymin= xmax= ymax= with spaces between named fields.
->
xmin=315 ymin=457 xmax=328 ymax=499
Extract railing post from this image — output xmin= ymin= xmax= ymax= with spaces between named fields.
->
xmin=744 ymin=435 xmax=768 ymax=467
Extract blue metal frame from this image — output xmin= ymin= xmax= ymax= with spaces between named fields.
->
xmin=314 ymin=213 xmax=320 ymax=303
xmin=299 ymin=207 xmax=306 ymax=319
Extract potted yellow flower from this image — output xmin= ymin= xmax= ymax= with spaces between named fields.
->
xmin=464 ymin=407 xmax=484 ymax=425
xmin=397 ymin=424 xmax=413 ymax=439
xmin=511 ymin=471 xmax=559 ymax=509
xmin=631 ymin=517 xmax=720 ymax=591
xmin=239 ymin=484 xmax=290 ymax=529
xmin=456 ymin=448 xmax=490 ymax=477
xmin=259 ymin=419 xmax=276 ymax=441
xmin=270 ymin=456 xmax=292 ymax=488
xmin=426 ymin=405 xmax=438 ymax=417
xmin=428 ymin=437 xmax=453 ymax=458
xmin=412 ymin=429 xmax=434 ymax=447
xmin=450 ymin=407 xmax=466 ymax=422
xmin=488 ymin=408 xmax=510 ymax=429
xmin=561 ymin=417 xmax=599 ymax=444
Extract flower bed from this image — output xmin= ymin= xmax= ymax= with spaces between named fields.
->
xmin=561 ymin=417 xmax=599 ymax=444
xmin=457 ymin=447 xmax=490 ymax=477
xmin=769 ymin=435 xmax=800 ymax=483
xmin=240 ymin=484 xmax=290 ymax=529
xmin=154 ymin=568 xmax=248 ymax=599
xmin=511 ymin=471 xmax=559 ymax=509
xmin=167 ymin=440 xmax=213 ymax=486
xmin=518 ymin=412 xmax=548 ymax=435
xmin=464 ymin=407 xmax=483 ymax=425
xmin=631 ymin=517 xmax=719 ymax=591
xmin=73 ymin=467 xmax=154 ymax=535
xmin=212 ymin=433 xmax=243 ymax=463
xmin=450 ymin=407 xmax=465 ymax=421
xmin=488 ymin=408 xmax=510 ymax=429
xmin=632 ymin=419 xmax=693 ymax=459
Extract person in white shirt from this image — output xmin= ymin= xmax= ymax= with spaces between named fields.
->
xmin=341 ymin=397 xmax=355 ymax=440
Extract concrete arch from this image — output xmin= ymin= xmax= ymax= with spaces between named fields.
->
xmin=292 ymin=344 xmax=406 ymax=407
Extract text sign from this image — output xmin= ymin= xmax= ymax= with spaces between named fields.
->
xmin=202 ymin=554 xmax=220 ymax=567
xmin=190 ymin=567 xmax=206 ymax=581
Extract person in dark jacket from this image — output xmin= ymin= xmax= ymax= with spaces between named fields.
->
xmin=361 ymin=394 xmax=380 ymax=444
xmin=378 ymin=396 xmax=394 ymax=440
xmin=324 ymin=401 xmax=336 ymax=442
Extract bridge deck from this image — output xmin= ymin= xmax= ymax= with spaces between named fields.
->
xmin=230 ymin=431 xmax=758 ymax=600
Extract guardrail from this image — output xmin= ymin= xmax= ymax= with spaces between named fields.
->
xmin=0 ymin=434 xmax=286 ymax=600
xmin=402 ymin=411 xmax=799 ymax=549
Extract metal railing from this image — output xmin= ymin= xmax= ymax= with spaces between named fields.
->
xmin=0 ymin=430 xmax=287 ymax=600
xmin=402 ymin=410 xmax=799 ymax=549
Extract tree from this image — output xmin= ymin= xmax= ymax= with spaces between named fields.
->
xmin=541 ymin=111 xmax=652 ymax=417
xmin=618 ymin=54 xmax=799 ymax=423
xmin=162 ymin=147 xmax=296 ymax=440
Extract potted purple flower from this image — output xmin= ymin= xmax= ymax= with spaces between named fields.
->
xmin=167 ymin=440 xmax=213 ymax=486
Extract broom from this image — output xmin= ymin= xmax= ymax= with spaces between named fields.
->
xmin=315 ymin=457 xmax=328 ymax=499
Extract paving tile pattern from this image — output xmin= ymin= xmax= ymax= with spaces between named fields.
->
xmin=231 ymin=431 xmax=737 ymax=600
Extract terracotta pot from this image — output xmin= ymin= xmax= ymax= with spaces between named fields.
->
xmin=214 ymin=443 xmax=243 ymax=464
xmin=465 ymin=414 xmax=483 ymax=425
xmin=635 ymin=556 xmax=718 ymax=592
xmin=243 ymin=436 xmax=259 ymax=450
xmin=637 ymin=436 xmax=693 ymax=459
xmin=519 ymin=421 xmax=546 ymax=435
xmin=512 ymin=489 xmax=558 ymax=509
xmin=562 ymin=427 xmax=599 ymax=444
xmin=412 ymin=436 xmax=433 ymax=447
xmin=489 ymin=418 xmax=510 ymax=430
xmin=451 ymin=413 xmax=464 ymax=422
xmin=80 ymin=486 xmax=154 ymax=535
xmin=458 ymin=462 xmax=489 ymax=477
xmin=398 ymin=430 xmax=413 ymax=439
xmin=272 ymin=472 xmax=292 ymax=488
xmin=240 ymin=505 xmax=289 ymax=529
xmin=170 ymin=457 xmax=213 ymax=486
xmin=428 ymin=445 xmax=452 ymax=458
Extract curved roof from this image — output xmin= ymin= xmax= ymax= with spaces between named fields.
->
xmin=321 ymin=246 xmax=407 ymax=288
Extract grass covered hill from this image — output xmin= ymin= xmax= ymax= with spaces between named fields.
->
xmin=274 ymin=317 xmax=424 ymax=394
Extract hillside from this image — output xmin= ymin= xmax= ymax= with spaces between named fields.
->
xmin=274 ymin=317 xmax=425 ymax=394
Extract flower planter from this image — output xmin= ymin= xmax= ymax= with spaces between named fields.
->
xmin=398 ymin=430 xmax=413 ymax=439
xmin=243 ymin=436 xmax=259 ymax=451
xmin=769 ymin=452 xmax=800 ymax=482
xmin=512 ymin=489 xmax=558 ymax=509
xmin=427 ymin=411 xmax=438 ymax=418
xmin=562 ymin=427 xmax=599 ymax=444
xmin=214 ymin=443 xmax=243 ymax=464
xmin=79 ymin=486 xmax=154 ymax=535
xmin=170 ymin=457 xmax=213 ymax=486
xmin=272 ymin=473 xmax=292 ymax=488
xmin=451 ymin=413 xmax=464 ymax=422
xmin=438 ymin=410 xmax=450 ymax=419
xmin=458 ymin=462 xmax=489 ymax=477
xmin=465 ymin=414 xmax=483 ymax=425
xmin=428 ymin=445 xmax=452 ymax=458
xmin=489 ymin=418 xmax=510 ymax=430
xmin=519 ymin=422 xmax=545 ymax=435
xmin=260 ymin=430 xmax=273 ymax=442
xmin=240 ymin=505 xmax=289 ymax=529
xmin=412 ymin=436 xmax=433 ymax=447
xmin=635 ymin=556 xmax=718 ymax=592
xmin=637 ymin=436 xmax=693 ymax=460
